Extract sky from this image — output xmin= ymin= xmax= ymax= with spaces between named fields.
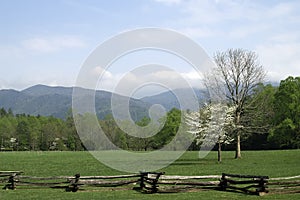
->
xmin=0 ymin=0 xmax=300 ymax=97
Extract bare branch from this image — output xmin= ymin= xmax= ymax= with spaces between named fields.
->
xmin=205 ymin=48 xmax=266 ymax=158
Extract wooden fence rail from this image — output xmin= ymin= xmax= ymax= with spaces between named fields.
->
xmin=137 ymin=172 xmax=165 ymax=193
xmin=1 ymin=171 xmax=299 ymax=195
xmin=219 ymin=173 xmax=269 ymax=196
xmin=267 ymin=175 xmax=300 ymax=194
xmin=157 ymin=174 xmax=221 ymax=193
xmin=1 ymin=171 xmax=141 ymax=192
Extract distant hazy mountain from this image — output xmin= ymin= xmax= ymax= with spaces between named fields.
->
xmin=0 ymin=85 xmax=150 ymax=120
xmin=265 ymin=81 xmax=280 ymax=87
xmin=141 ymin=88 xmax=208 ymax=111
xmin=22 ymin=84 xmax=73 ymax=96
xmin=0 ymin=85 xmax=208 ymax=120
xmin=141 ymin=82 xmax=280 ymax=111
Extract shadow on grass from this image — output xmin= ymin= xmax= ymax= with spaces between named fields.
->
xmin=133 ymin=185 xmax=260 ymax=196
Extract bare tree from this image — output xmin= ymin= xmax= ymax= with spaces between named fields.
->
xmin=207 ymin=49 xmax=266 ymax=159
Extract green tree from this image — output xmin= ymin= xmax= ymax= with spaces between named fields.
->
xmin=154 ymin=108 xmax=181 ymax=150
xmin=27 ymin=116 xmax=42 ymax=150
xmin=99 ymin=114 xmax=121 ymax=150
xmin=0 ymin=108 xmax=17 ymax=150
xmin=135 ymin=117 xmax=153 ymax=151
xmin=39 ymin=116 xmax=66 ymax=150
xmin=269 ymin=76 xmax=300 ymax=149
xmin=16 ymin=118 xmax=30 ymax=150
xmin=0 ymin=116 xmax=16 ymax=149
xmin=7 ymin=108 xmax=14 ymax=117
xmin=65 ymin=111 xmax=83 ymax=151
xmin=240 ymin=84 xmax=276 ymax=149
xmin=0 ymin=108 xmax=7 ymax=117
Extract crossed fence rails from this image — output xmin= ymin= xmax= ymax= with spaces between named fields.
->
xmin=1 ymin=171 xmax=300 ymax=196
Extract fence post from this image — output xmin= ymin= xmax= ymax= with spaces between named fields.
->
xmin=256 ymin=177 xmax=268 ymax=196
xmin=66 ymin=173 xmax=80 ymax=192
xmin=151 ymin=172 xmax=163 ymax=193
xmin=3 ymin=173 xmax=17 ymax=190
xmin=139 ymin=172 xmax=146 ymax=189
xmin=219 ymin=173 xmax=227 ymax=191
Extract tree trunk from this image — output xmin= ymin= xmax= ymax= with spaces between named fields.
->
xmin=218 ymin=142 xmax=222 ymax=162
xmin=235 ymin=133 xmax=241 ymax=159
xmin=211 ymin=49 xmax=266 ymax=159
xmin=235 ymin=111 xmax=242 ymax=159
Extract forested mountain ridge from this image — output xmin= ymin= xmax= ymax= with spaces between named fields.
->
xmin=0 ymin=85 xmax=206 ymax=120
xmin=0 ymin=77 xmax=298 ymax=151
xmin=0 ymin=85 xmax=151 ymax=120
xmin=141 ymin=88 xmax=208 ymax=111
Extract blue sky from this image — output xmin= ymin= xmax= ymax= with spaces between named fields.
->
xmin=1 ymin=0 xmax=300 ymax=95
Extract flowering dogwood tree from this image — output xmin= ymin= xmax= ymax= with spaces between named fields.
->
xmin=185 ymin=103 xmax=236 ymax=162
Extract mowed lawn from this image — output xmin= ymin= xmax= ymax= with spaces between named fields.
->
xmin=0 ymin=150 xmax=299 ymax=199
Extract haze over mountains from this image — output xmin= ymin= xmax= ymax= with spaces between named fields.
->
xmin=0 ymin=85 xmax=207 ymax=120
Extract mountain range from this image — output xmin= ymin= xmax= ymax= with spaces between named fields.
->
xmin=0 ymin=85 xmax=206 ymax=121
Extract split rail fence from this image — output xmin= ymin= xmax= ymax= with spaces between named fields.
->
xmin=1 ymin=171 xmax=299 ymax=196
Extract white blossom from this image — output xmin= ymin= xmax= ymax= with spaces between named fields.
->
xmin=185 ymin=103 xmax=236 ymax=146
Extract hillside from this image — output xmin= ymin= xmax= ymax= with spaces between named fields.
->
xmin=0 ymin=85 xmax=150 ymax=120
xmin=0 ymin=85 xmax=207 ymax=120
xmin=141 ymin=88 xmax=208 ymax=111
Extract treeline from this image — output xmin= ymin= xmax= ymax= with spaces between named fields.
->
xmin=0 ymin=107 xmax=182 ymax=151
xmin=0 ymin=110 xmax=83 ymax=151
xmin=237 ymin=76 xmax=300 ymax=150
xmin=0 ymin=76 xmax=299 ymax=151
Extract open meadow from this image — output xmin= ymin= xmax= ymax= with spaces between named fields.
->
xmin=0 ymin=150 xmax=299 ymax=199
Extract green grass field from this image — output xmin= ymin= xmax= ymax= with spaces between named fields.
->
xmin=0 ymin=150 xmax=299 ymax=199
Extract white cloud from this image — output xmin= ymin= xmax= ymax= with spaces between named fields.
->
xmin=154 ymin=0 xmax=300 ymax=82
xmin=2 ymin=0 xmax=300 ymax=92
xmin=0 ymin=73 xmax=76 ymax=91
xmin=228 ymin=23 xmax=270 ymax=39
xmin=158 ymin=0 xmax=299 ymax=41
xmin=21 ymin=35 xmax=86 ymax=53
xmin=180 ymin=27 xmax=219 ymax=38
xmin=0 ymin=79 xmax=8 ymax=90
xmin=256 ymin=42 xmax=300 ymax=81
xmin=178 ymin=0 xmax=257 ymax=25
xmin=0 ymin=34 xmax=86 ymax=90
xmin=181 ymin=70 xmax=203 ymax=80
xmin=268 ymin=2 xmax=295 ymax=18
xmin=93 ymin=67 xmax=203 ymax=97
xmin=64 ymin=0 xmax=109 ymax=14
xmin=154 ymin=0 xmax=182 ymax=6
xmin=92 ymin=66 xmax=113 ymax=79
xmin=0 ymin=45 xmax=24 ymax=59
xmin=269 ymin=32 xmax=300 ymax=43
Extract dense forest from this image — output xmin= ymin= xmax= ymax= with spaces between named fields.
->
xmin=0 ymin=76 xmax=299 ymax=151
